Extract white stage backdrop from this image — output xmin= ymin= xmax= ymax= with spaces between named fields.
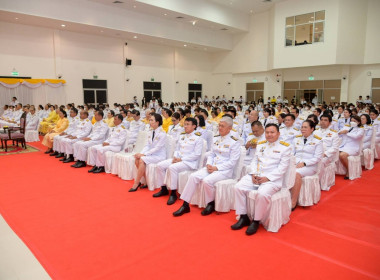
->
xmin=0 ymin=84 xmax=66 ymax=115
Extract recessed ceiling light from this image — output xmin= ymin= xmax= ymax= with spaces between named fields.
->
xmin=133 ymin=36 xmax=137 ymax=39
xmin=164 ymin=13 xmax=167 ymax=16
xmin=15 ymin=17 xmax=19 ymax=20
xmin=100 ymin=30 xmax=104 ymax=33
xmin=176 ymin=16 xmax=184 ymax=19
xmin=250 ymin=10 xmax=253 ymax=13
xmin=133 ymin=5 xmax=136 ymax=8
xmin=192 ymin=21 xmax=196 ymax=26
xmin=184 ymin=44 xmax=187 ymax=47
xmin=61 ymin=24 xmax=66 ymax=27
xmin=204 ymin=48 xmax=207 ymax=51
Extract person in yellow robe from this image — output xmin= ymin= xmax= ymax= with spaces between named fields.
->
xmin=105 ymin=110 xmax=115 ymax=127
xmin=39 ymin=105 xmax=59 ymax=134
xmin=42 ymin=109 xmax=69 ymax=153
xmin=161 ymin=108 xmax=173 ymax=132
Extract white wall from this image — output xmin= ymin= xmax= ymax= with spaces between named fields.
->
xmin=364 ymin=0 xmax=380 ymax=64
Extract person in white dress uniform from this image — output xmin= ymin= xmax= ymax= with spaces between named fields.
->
xmin=173 ymin=116 xmax=241 ymax=217
xmin=242 ymin=110 xmax=259 ymax=144
xmin=360 ymin=114 xmax=373 ymax=150
xmin=231 ymin=124 xmax=292 ymax=235
xmin=129 ymin=113 xmax=167 ymax=192
xmin=87 ymin=114 xmax=128 ymax=173
xmin=25 ymin=107 xmax=40 ymax=131
xmin=50 ymin=108 xmax=79 ymax=158
xmin=61 ymin=111 xmax=93 ymax=163
xmin=291 ymin=108 xmax=304 ymax=130
xmin=369 ymin=109 xmax=380 ymax=142
xmin=337 ymin=109 xmax=352 ymax=131
xmin=153 ymin=118 xmax=203 ymax=205
xmin=127 ymin=110 xmax=145 ymax=145
xmin=167 ymin=112 xmax=184 ymax=141
xmin=71 ymin=111 xmax=109 ymax=168
xmin=290 ymin=120 xmax=324 ymax=209
xmin=314 ymin=114 xmax=340 ymax=181
xmin=279 ymin=114 xmax=300 ymax=143
xmin=338 ymin=115 xmax=365 ymax=179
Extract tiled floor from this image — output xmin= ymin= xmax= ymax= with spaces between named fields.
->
xmin=0 ymin=215 xmax=50 ymax=280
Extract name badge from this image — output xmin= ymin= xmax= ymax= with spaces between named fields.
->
xmin=223 ymin=145 xmax=230 ymax=148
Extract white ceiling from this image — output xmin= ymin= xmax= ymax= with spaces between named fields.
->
xmin=0 ymin=0 xmax=286 ymax=52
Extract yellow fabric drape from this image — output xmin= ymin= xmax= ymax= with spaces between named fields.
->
xmin=162 ymin=117 xmax=173 ymax=133
xmin=0 ymin=78 xmax=66 ymax=86
xmin=0 ymin=78 xmax=22 ymax=84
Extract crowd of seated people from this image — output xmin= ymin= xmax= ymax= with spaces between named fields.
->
xmin=2 ymin=95 xmax=380 ymax=236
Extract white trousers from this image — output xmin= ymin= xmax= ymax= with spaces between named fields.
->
xmin=88 ymin=144 xmax=122 ymax=167
xmin=156 ymin=159 xmax=194 ymax=190
xmin=73 ymin=140 xmax=103 ymax=162
xmin=180 ymin=167 xmax=231 ymax=204
xmin=61 ymin=137 xmax=81 ymax=156
xmin=53 ymin=135 xmax=67 ymax=153
xmin=234 ymin=174 xmax=280 ymax=220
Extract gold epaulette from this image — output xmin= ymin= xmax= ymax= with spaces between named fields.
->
xmin=330 ymin=128 xmax=337 ymax=132
xmin=202 ymin=126 xmax=206 ymax=129
xmin=181 ymin=132 xmax=186 ymax=134
xmin=296 ymin=134 xmax=303 ymax=138
xmin=258 ymin=140 xmax=267 ymax=145
xmin=280 ymin=141 xmax=290 ymax=147
xmin=249 ymin=132 xmax=254 ymax=135
xmin=86 ymin=119 xmax=89 ymax=122
xmin=103 ymin=120 xmax=106 ymax=123
xmin=294 ymin=127 xmax=299 ymax=131
xmin=314 ymin=135 xmax=322 ymax=140
xmin=195 ymin=132 xmax=201 ymax=136
xmin=121 ymin=125 xmax=125 ymax=129
xmin=231 ymin=136 xmax=238 ymax=141
xmin=232 ymin=128 xmax=237 ymax=132
xmin=214 ymin=135 xmax=220 ymax=137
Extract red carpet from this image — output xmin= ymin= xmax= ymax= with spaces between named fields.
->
xmin=1 ymin=140 xmax=380 ymax=279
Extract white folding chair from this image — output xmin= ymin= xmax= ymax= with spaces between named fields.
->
xmin=145 ymin=135 xmax=174 ymax=191
xmin=298 ymin=161 xmax=323 ymax=207
xmin=204 ymin=130 xmax=214 ymax=151
xmin=336 ymin=135 xmax=364 ymax=180
xmin=114 ymin=131 xmax=148 ymax=180
xmin=25 ymin=122 xmax=40 ymax=142
xmin=104 ymin=134 xmax=130 ymax=174
xmin=361 ymin=126 xmax=376 ymax=170
xmin=320 ymin=138 xmax=342 ymax=191
xmin=213 ymin=147 xmax=246 ymax=212
xmin=247 ymin=156 xmax=296 ymax=232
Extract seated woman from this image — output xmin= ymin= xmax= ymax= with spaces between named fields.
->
xmin=290 ymin=120 xmax=324 ymax=209
xmin=105 ymin=110 xmax=115 ymax=127
xmin=39 ymin=105 xmax=59 ymax=134
xmin=129 ymin=113 xmax=167 ymax=192
xmin=361 ymin=114 xmax=373 ymax=150
xmin=338 ymin=115 xmax=365 ymax=179
xmin=42 ymin=109 xmax=69 ymax=154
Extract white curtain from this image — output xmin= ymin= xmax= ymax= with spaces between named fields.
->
xmin=0 ymin=84 xmax=66 ymax=115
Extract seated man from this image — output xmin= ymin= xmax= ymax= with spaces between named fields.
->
xmin=61 ymin=111 xmax=93 ymax=163
xmin=173 ymin=116 xmax=240 ymax=217
xmin=279 ymin=113 xmax=299 ymax=143
xmin=314 ymin=114 xmax=340 ymax=167
xmin=25 ymin=107 xmax=40 ymax=131
xmin=232 ymin=124 xmax=292 ymax=235
xmin=153 ymin=117 xmax=203 ymax=205
xmin=71 ymin=110 xmax=109 ymax=168
xmin=244 ymin=121 xmax=265 ymax=165
xmin=127 ymin=109 xmax=145 ymax=145
xmin=87 ymin=114 xmax=127 ymax=173
xmin=50 ymin=108 xmax=79 ymax=157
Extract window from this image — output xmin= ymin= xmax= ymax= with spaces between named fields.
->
xmin=285 ymin=10 xmax=325 ymax=46
xmin=82 ymin=79 xmax=108 ymax=106
xmin=188 ymin=84 xmax=202 ymax=103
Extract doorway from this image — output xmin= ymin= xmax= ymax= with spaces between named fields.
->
xmin=83 ymin=79 xmax=108 ymax=106
xmin=188 ymin=83 xmax=202 ymax=102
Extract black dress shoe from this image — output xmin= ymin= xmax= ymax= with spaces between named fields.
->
xmin=344 ymin=176 xmax=349 ymax=180
xmin=93 ymin=166 xmax=105 ymax=173
xmin=140 ymin=185 xmax=148 ymax=189
xmin=167 ymin=193 xmax=177 ymax=205
xmin=88 ymin=166 xmax=98 ymax=173
xmin=59 ymin=157 xmax=66 ymax=161
xmin=153 ymin=186 xmax=169 ymax=197
xmin=173 ymin=203 xmax=190 ymax=217
xmin=50 ymin=151 xmax=58 ymax=156
xmin=55 ymin=153 xmax=64 ymax=158
xmin=71 ymin=161 xmax=80 ymax=168
xmin=75 ymin=161 xmax=86 ymax=168
xmin=231 ymin=215 xmax=251 ymax=230
xmin=246 ymin=220 xmax=260 ymax=236
xmin=201 ymin=201 xmax=215 ymax=216
xmin=44 ymin=149 xmax=52 ymax=154
xmin=63 ymin=156 xmax=74 ymax=163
